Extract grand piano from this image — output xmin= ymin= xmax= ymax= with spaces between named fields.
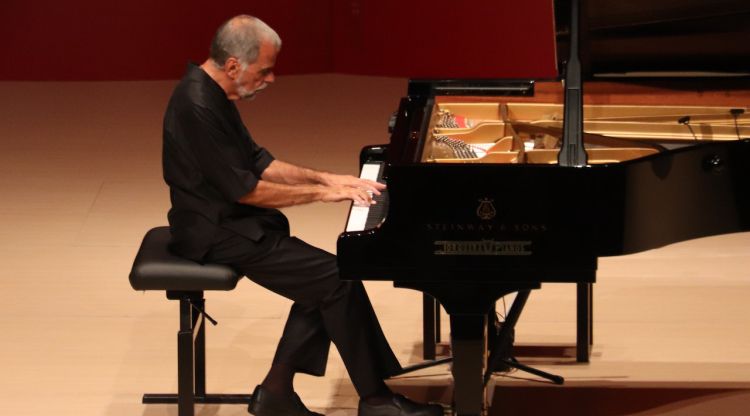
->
xmin=338 ymin=0 xmax=750 ymax=415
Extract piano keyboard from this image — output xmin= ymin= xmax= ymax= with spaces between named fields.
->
xmin=345 ymin=162 xmax=389 ymax=232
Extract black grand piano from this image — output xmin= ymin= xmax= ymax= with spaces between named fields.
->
xmin=338 ymin=0 xmax=750 ymax=414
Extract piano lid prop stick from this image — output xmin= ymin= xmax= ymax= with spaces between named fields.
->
xmin=558 ymin=0 xmax=589 ymax=167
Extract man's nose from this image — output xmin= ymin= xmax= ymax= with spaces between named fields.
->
xmin=265 ymin=72 xmax=275 ymax=83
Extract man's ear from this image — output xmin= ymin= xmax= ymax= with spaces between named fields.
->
xmin=224 ymin=57 xmax=241 ymax=80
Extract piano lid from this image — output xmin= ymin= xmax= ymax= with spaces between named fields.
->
xmin=554 ymin=0 xmax=750 ymax=77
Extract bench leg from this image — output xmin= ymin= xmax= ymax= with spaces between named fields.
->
xmin=142 ymin=292 xmax=252 ymax=412
xmin=178 ymin=295 xmax=196 ymax=416
xmin=194 ymin=297 xmax=206 ymax=397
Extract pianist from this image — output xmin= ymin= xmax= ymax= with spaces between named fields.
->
xmin=162 ymin=14 xmax=443 ymax=416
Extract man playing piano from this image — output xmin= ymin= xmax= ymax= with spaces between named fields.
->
xmin=162 ymin=14 xmax=443 ymax=416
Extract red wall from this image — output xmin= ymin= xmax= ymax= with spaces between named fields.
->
xmin=331 ymin=0 xmax=558 ymax=79
xmin=0 ymin=0 xmax=333 ymax=80
xmin=0 ymin=0 xmax=557 ymax=81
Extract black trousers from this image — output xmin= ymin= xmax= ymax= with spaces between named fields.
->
xmin=203 ymin=228 xmax=402 ymax=397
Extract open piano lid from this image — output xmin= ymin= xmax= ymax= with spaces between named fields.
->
xmin=554 ymin=0 xmax=750 ymax=77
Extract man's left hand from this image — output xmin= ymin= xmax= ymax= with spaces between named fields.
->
xmin=322 ymin=173 xmax=386 ymax=195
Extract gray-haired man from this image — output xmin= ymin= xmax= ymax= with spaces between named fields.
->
xmin=162 ymin=15 xmax=443 ymax=416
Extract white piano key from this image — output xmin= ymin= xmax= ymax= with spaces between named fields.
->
xmin=346 ymin=205 xmax=371 ymax=232
xmin=360 ymin=163 xmax=381 ymax=181
xmin=345 ymin=162 xmax=382 ymax=232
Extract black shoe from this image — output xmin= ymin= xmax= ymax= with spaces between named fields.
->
xmin=248 ymin=385 xmax=324 ymax=416
xmin=358 ymin=394 xmax=443 ymax=416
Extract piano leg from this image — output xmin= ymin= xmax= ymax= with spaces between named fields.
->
xmin=423 ymin=293 xmax=438 ymax=360
xmin=436 ymin=300 xmax=441 ymax=343
xmin=396 ymin=282 xmax=540 ymax=416
xmin=450 ymin=313 xmax=487 ymax=416
xmin=576 ymin=282 xmax=592 ymax=362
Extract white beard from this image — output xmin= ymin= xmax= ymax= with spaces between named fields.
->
xmin=235 ymin=76 xmax=267 ymax=101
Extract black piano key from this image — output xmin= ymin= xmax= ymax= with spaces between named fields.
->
xmin=364 ymin=190 xmax=389 ymax=229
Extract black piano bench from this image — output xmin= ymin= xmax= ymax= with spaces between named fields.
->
xmin=129 ymin=226 xmax=251 ymax=416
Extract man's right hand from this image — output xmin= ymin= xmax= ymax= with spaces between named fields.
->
xmin=320 ymin=185 xmax=375 ymax=206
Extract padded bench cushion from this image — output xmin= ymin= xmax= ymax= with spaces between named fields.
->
xmin=129 ymin=227 xmax=241 ymax=291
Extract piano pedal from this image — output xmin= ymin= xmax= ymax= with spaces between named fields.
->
xmin=488 ymin=320 xmax=515 ymax=374
xmin=492 ymin=357 xmax=518 ymax=374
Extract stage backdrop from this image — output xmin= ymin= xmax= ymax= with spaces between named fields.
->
xmin=0 ymin=0 xmax=557 ymax=81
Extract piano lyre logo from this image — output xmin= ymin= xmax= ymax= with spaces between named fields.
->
xmin=476 ymin=198 xmax=497 ymax=221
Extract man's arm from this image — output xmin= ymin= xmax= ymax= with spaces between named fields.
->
xmin=237 ymin=180 xmax=374 ymax=208
xmin=259 ymin=160 xmax=324 ymax=185
xmin=261 ymin=160 xmax=384 ymax=193
xmin=238 ymin=160 xmax=386 ymax=209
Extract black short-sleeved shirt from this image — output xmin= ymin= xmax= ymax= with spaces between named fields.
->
xmin=163 ymin=63 xmax=288 ymax=261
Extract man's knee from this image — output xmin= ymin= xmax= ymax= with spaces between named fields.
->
xmin=320 ymin=278 xmax=365 ymax=306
